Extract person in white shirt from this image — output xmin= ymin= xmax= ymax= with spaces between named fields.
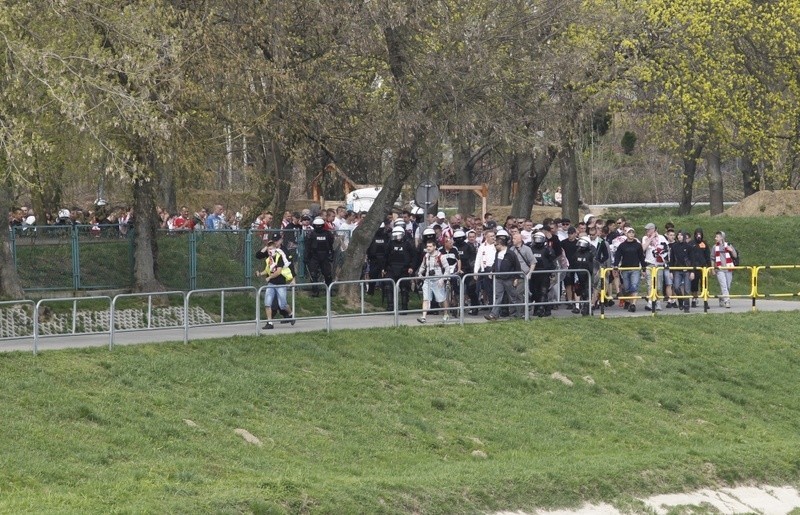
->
xmin=473 ymin=229 xmax=496 ymax=309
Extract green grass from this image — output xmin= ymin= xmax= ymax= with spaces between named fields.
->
xmin=2 ymin=313 xmax=800 ymax=513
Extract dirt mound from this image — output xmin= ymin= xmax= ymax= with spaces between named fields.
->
xmin=725 ymin=190 xmax=800 ymax=217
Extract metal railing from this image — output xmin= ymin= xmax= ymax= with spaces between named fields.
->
xmin=4 ymin=264 xmax=800 ymax=354
xmin=110 ymin=291 xmax=187 ymax=349
xmin=184 ymin=287 xmax=258 ymax=343
xmin=33 ymin=295 xmax=113 ymax=354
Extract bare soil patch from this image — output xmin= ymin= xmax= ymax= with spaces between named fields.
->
xmin=725 ymin=190 xmax=800 ymax=217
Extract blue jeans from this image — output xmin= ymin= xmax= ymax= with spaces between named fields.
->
xmin=620 ymin=270 xmax=640 ymax=299
xmin=265 ymin=284 xmax=288 ymax=311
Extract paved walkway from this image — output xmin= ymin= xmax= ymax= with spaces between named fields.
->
xmin=1 ymin=298 xmax=797 ymax=354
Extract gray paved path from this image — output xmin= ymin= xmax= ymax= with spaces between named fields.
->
xmin=2 ymin=298 xmax=797 ymax=354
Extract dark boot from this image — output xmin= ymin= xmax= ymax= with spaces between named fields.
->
xmin=400 ymin=291 xmax=410 ymax=312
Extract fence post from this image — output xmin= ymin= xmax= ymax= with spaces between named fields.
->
xmin=244 ymin=229 xmax=253 ymax=287
xmin=72 ymin=225 xmax=81 ymax=290
xmin=297 ymin=230 xmax=305 ymax=279
xmin=128 ymin=227 xmax=136 ymax=288
xmin=189 ymin=230 xmax=197 ymax=291
xmin=10 ymin=227 xmax=18 ymax=269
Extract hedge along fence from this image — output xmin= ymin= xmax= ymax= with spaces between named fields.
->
xmin=10 ymin=225 xmax=352 ymax=292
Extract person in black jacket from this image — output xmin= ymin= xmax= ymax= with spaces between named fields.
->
xmin=485 ymin=229 xmax=522 ymax=321
xmin=386 ymin=226 xmax=415 ymax=312
xmin=571 ymin=237 xmax=596 ymax=315
xmin=613 ymin=227 xmax=646 ymax=312
xmin=454 ymin=229 xmax=480 ymax=314
xmin=689 ymin=227 xmax=712 ymax=308
xmin=669 ymin=230 xmax=697 ymax=312
xmin=530 ymin=231 xmax=556 ymax=317
xmin=305 ymin=217 xmax=335 ymax=297
xmin=366 ymin=224 xmax=391 ymax=298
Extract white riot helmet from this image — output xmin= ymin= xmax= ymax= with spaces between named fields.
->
xmin=577 ymin=237 xmax=591 ymax=250
xmin=495 ymin=228 xmax=510 ymax=245
xmin=391 ymin=227 xmax=405 ymax=241
xmin=312 ymin=217 xmax=325 ymax=227
xmin=58 ymin=208 xmax=71 ymax=219
xmin=532 ymin=232 xmax=547 ymax=245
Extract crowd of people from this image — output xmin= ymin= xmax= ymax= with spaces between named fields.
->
xmin=258 ymin=206 xmax=741 ymax=327
xmin=10 ymin=201 xmax=740 ymax=323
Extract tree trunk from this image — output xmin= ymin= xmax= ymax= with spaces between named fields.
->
xmin=707 ymin=148 xmax=724 ymax=215
xmin=511 ymin=146 xmax=556 ymax=219
xmin=739 ymin=156 xmax=760 ymax=197
xmin=455 ymin=148 xmax=474 ymax=216
xmin=158 ymin=158 xmax=177 ymax=214
xmin=269 ymin=139 xmax=292 ymax=220
xmin=455 ymin=144 xmax=491 ymax=215
xmin=559 ymin=142 xmax=580 ymax=223
xmin=509 ymin=154 xmax=530 ymax=218
xmin=678 ymin=136 xmax=704 ymax=215
xmin=337 ymin=22 xmax=423 ymax=303
xmin=499 ymin=162 xmax=514 ymax=205
xmin=0 ymin=174 xmax=24 ymax=299
xmin=132 ymin=152 xmax=165 ymax=292
xmin=252 ymin=128 xmax=278 ymax=220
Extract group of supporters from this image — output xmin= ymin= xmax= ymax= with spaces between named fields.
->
xmin=8 ymin=201 xmax=135 ymax=238
xmin=256 ymin=205 xmax=743 ymax=326
xmin=260 ymin=208 xmax=741 ymax=326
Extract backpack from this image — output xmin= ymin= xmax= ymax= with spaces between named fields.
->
xmin=731 ymin=245 xmax=740 ymax=266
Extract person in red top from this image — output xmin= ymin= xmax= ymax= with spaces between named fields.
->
xmin=712 ymin=230 xmax=738 ymax=308
xmin=173 ymin=206 xmax=191 ymax=230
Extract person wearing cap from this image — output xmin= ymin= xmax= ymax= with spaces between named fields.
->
xmin=255 ymin=238 xmax=295 ymax=329
xmin=305 ymin=216 xmax=334 ymax=297
xmin=416 ymin=240 xmax=451 ymax=323
xmin=613 ymin=227 xmax=646 ymax=312
xmin=484 ymin=229 xmax=522 ymax=321
xmin=641 ymin=222 xmax=669 ymax=311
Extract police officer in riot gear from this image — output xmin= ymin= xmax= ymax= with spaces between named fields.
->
xmin=571 ymin=237 xmax=596 ymax=315
xmin=366 ymin=223 xmax=391 ymax=297
xmin=386 ymin=226 xmax=415 ymax=311
xmin=530 ymin=231 xmax=556 ymax=317
xmin=305 ymin=216 xmax=334 ymax=296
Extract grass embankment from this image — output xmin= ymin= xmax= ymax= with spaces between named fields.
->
xmin=2 ymin=313 xmax=800 ymax=513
